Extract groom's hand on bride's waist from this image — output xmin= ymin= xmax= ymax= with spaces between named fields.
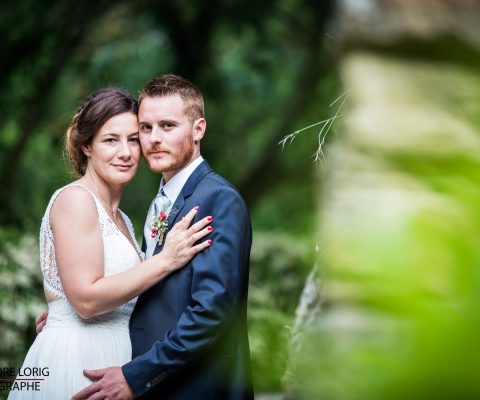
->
xmin=71 ymin=366 xmax=134 ymax=400
xmin=35 ymin=311 xmax=48 ymax=334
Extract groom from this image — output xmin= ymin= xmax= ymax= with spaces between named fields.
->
xmin=73 ymin=74 xmax=253 ymax=399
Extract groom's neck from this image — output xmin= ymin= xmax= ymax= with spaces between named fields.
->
xmin=162 ymin=154 xmax=201 ymax=183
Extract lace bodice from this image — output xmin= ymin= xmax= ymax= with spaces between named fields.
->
xmin=40 ymin=184 xmax=142 ymax=317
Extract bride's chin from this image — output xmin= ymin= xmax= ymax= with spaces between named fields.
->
xmin=108 ymin=173 xmax=137 ymax=186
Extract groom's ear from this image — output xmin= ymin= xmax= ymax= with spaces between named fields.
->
xmin=193 ymin=118 xmax=206 ymax=142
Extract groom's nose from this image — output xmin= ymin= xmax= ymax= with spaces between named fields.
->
xmin=149 ymin=126 xmax=164 ymax=144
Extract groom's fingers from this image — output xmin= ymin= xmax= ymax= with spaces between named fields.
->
xmin=35 ymin=311 xmax=48 ymax=325
xmin=36 ymin=320 xmax=46 ymax=335
xmin=71 ymin=380 xmax=102 ymax=399
xmin=35 ymin=311 xmax=48 ymax=334
xmin=85 ymin=392 xmax=106 ymax=400
xmin=83 ymin=368 xmax=107 ymax=381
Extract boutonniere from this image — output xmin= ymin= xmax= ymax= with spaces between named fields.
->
xmin=150 ymin=211 xmax=168 ymax=246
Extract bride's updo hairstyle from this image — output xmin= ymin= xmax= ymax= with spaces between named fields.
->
xmin=65 ymin=87 xmax=138 ymax=176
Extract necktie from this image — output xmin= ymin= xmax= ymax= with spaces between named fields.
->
xmin=144 ymin=189 xmax=171 ymax=258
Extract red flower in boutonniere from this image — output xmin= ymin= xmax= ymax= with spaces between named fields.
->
xmin=151 ymin=211 xmax=168 ymax=245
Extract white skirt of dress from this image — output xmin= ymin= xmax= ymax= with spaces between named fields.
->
xmin=8 ymin=301 xmax=132 ymax=400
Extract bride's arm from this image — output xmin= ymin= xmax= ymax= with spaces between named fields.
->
xmin=50 ymin=186 xmax=212 ymax=319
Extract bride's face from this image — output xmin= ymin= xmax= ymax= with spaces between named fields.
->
xmin=82 ymin=112 xmax=140 ymax=186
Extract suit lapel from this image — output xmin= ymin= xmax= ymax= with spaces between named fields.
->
xmin=153 ymin=160 xmax=213 ymax=254
xmin=167 ymin=196 xmax=185 ymax=230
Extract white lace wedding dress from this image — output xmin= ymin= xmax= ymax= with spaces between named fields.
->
xmin=8 ymin=184 xmax=142 ymax=399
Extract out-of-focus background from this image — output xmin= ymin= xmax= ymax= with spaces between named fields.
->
xmin=3 ymin=0 xmax=480 ymax=399
xmin=0 ymin=0 xmax=335 ymax=398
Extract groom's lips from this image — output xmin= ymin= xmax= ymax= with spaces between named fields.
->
xmin=149 ymin=151 xmax=168 ymax=158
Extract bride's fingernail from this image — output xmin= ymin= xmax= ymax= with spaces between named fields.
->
xmin=194 ymin=206 xmax=200 ymax=210
xmin=208 ymin=239 xmax=212 ymax=244
xmin=207 ymin=226 xmax=213 ymax=231
xmin=207 ymin=216 xmax=213 ymax=221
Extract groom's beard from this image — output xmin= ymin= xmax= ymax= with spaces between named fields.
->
xmin=144 ymin=136 xmax=195 ymax=175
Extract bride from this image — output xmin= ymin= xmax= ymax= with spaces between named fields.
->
xmin=8 ymin=88 xmax=212 ymax=399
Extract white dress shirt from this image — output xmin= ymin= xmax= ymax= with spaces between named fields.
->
xmin=144 ymin=156 xmax=205 ymax=259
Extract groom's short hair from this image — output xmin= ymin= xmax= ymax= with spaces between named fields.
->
xmin=139 ymin=74 xmax=204 ymax=121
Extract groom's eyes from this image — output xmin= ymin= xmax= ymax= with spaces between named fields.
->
xmin=160 ymin=122 xmax=175 ymax=130
xmin=140 ymin=124 xmax=152 ymax=132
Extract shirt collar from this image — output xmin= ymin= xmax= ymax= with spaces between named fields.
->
xmin=159 ymin=156 xmax=204 ymax=204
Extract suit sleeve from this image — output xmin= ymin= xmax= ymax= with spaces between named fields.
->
xmin=122 ymin=186 xmax=251 ymax=396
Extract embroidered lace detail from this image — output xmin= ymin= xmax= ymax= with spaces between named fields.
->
xmin=40 ymin=184 xmax=141 ymax=317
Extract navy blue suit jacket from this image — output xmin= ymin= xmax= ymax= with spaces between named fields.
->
xmin=122 ymin=161 xmax=253 ymax=399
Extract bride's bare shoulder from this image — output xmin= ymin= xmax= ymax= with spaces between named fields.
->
xmin=50 ymin=184 xmax=98 ymax=224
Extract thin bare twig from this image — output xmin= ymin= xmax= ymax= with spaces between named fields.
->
xmin=278 ymin=90 xmax=350 ymax=162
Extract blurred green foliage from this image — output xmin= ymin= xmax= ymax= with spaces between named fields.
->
xmin=0 ymin=230 xmax=44 ymax=367
xmin=287 ymin=37 xmax=480 ymax=398
xmin=0 ymin=0 xmax=336 ymax=396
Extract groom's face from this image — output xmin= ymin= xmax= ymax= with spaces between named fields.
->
xmin=138 ymin=94 xmax=205 ymax=181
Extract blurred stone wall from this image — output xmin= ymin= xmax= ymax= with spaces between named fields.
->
xmin=286 ymin=1 xmax=480 ymax=398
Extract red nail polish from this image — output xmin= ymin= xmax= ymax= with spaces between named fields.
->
xmin=194 ymin=206 xmax=200 ymax=210
xmin=208 ymin=240 xmax=212 ymax=244
xmin=207 ymin=216 xmax=213 ymax=221
xmin=208 ymin=226 xmax=213 ymax=231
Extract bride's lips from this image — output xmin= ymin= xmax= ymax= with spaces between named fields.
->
xmin=112 ymin=164 xmax=134 ymax=171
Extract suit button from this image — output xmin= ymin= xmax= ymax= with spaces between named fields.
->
xmin=146 ymin=382 xmax=152 ymax=389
